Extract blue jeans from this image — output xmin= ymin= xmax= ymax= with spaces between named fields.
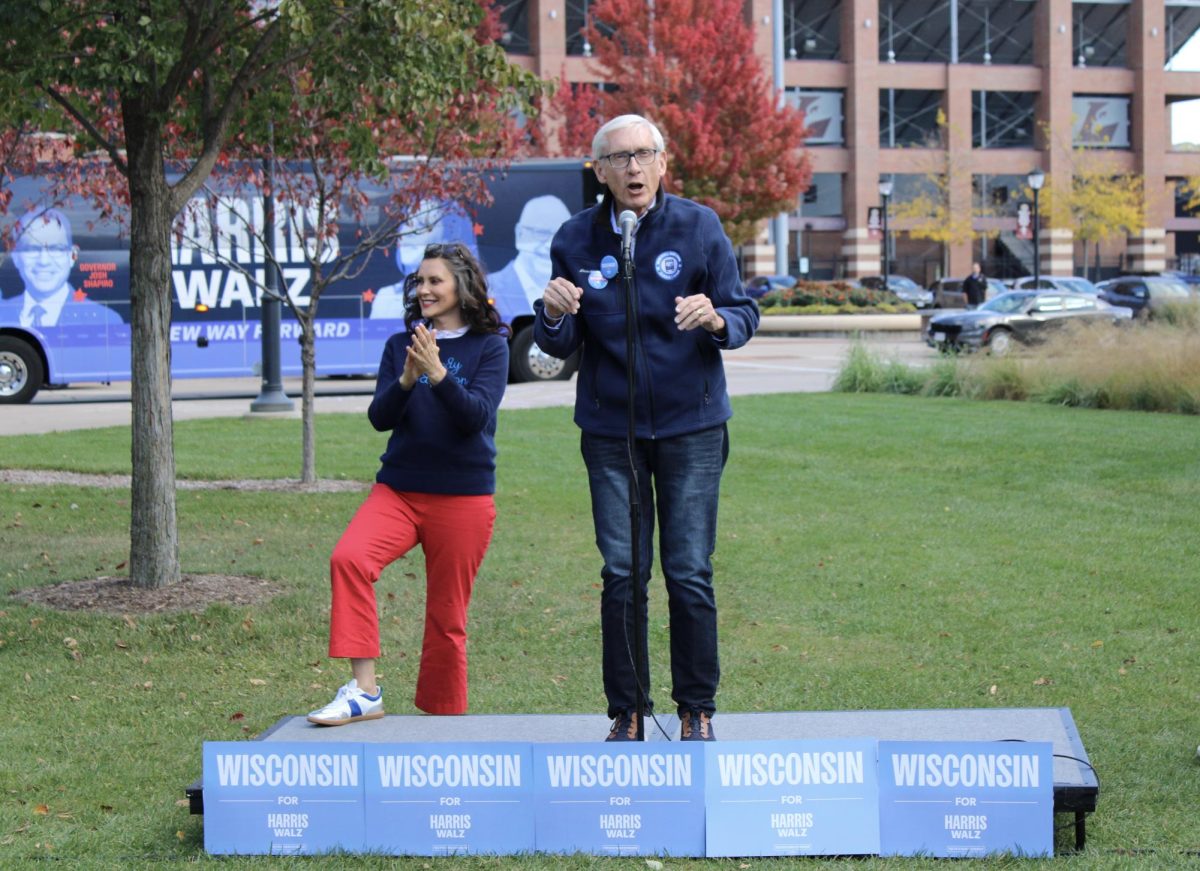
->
xmin=580 ymin=424 xmax=729 ymax=719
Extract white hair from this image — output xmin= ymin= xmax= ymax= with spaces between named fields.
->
xmin=592 ymin=115 xmax=666 ymax=160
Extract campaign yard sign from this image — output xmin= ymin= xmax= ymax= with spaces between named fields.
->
xmin=202 ymin=742 xmax=365 ymax=855
xmin=878 ymin=741 xmax=1054 ymax=858
xmin=532 ymin=743 xmax=706 ymax=856
xmin=363 ymin=743 xmax=534 ymax=855
xmin=705 ymin=739 xmax=880 ymax=857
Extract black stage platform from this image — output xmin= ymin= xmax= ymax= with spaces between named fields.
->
xmin=188 ymin=706 xmax=1099 ymax=849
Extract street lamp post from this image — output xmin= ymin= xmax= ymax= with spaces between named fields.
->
xmin=251 ymin=122 xmax=294 ymax=413
xmin=1027 ymin=168 xmax=1045 ymax=288
xmin=878 ymin=176 xmax=894 ymax=284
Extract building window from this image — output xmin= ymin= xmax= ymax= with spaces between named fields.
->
xmin=786 ymin=89 xmax=844 ymax=145
xmin=973 ymin=92 xmax=1035 ymax=149
xmin=973 ymin=174 xmax=1027 ymax=218
xmin=798 ymin=172 xmax=843 ymax=217
xmin=1166 ymin=2 xmax=1200 ymax=71
xmin=879 ymin=0 xmax=1035 ymax=65
xmin=892 ymin=173 xmax=938 ymax=202
xmin=496 ymin=0 xmax=530 ymax=55
xmin=958 ymin=0 xmax=1035 ymax=66
xmin=1169 ymin=97 xmax=1200 ymax=148
xmin=1072 ymin=95 xmax=1132 ymax=148
xmin=566 ymin=0 xmax=616 ymax=56
xmin=881 ymin=0 xmax=953 ymax=64
xmin=1073 ymin=1 xmax=1129 ymax=69
xmin=880 ymin=90 xmax=943 ymax=147
xmin=784 ymin=0 xmax=840 ymax=61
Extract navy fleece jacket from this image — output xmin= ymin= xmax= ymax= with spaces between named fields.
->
xmin=367 ymin=330 xmax=508 ymax=495
xmin=534 ymin=192 xmax=758 ymax=439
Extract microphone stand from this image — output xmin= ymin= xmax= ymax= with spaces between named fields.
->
xmin=621 ymin=233 xmax=648 ymax=742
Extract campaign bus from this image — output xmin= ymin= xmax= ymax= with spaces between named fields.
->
xmin=0 ymin=159 xmax=599 ymax=404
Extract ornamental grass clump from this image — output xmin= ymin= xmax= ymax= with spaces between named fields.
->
xmin=832 ymin=342 xmax=923 ymax=394
xmin=835 ymin=317 xmax=1200 ymax=415
xmin=1027 ymin=319 xmax=1200 ymax=414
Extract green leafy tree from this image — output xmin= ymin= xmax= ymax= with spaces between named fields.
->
xmin=887 ymin=110 xmax=992 ymax=276
xmin=1177 ymin=147 xmax=1200 ymax=217
xmin=0 ymin=1 xmax=543 ymax=588
xmin=1028 ymin=148 xmax=1145 ymax=280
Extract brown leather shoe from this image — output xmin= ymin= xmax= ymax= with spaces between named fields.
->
xmin=680 ymin=710 xmax=715 ymax=741
xmin=605 ymin=711 xmax=639 ymax=741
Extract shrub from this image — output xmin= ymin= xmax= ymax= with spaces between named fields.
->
xmin=760 ymin=280 xmax=913 ymax=312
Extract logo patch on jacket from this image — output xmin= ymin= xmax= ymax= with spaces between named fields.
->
xmin=655 ymin=250 xmax=683 ymax=280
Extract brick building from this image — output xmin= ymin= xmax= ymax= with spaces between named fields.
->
xmin=498 ymin=0 xmax=1200 ymax=283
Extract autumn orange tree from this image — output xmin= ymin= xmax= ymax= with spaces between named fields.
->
xmin=526 ymin=73 xmax=604 ymax=159
xmin=0 ymin=129 xmax=32 ymax=215
xmin=533 ymin=0 xmax=811 ymax=245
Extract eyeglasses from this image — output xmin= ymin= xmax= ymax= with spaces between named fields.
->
xmin=15 ymin=243 xmax=72 ymax=257
xmin=424 ymin=242 xmax=470 ymax=259
xmin=516 ymin=225 xmax=555 ymax=246
xmin=600 ymin=148 xmax=659 ymax=170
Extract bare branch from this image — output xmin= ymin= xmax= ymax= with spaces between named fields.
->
xmin=39 ymin=84 xmax=128 ymax=175
xmin=169 ymin=19 xmax=284 ymax=211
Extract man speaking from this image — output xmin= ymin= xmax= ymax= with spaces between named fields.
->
xmin=534 ymin=114 xmax=759 ymax=743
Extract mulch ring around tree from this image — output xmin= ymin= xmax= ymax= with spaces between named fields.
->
xmin=10 ymin=573 xmax=283 ymax=615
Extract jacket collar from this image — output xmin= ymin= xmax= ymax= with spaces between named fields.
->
xmin=593 ymin=187 xmax=667 ymax=227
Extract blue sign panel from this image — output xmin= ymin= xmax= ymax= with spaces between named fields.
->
xmin=878 ymin=741 xmax=1054 ymax=858
xmin=533 ymin=743 xmax=706 ymax=856
xmin=705 ymin=739 xmax=880 ymax=857
xmin=363 ymin=743 xmax=534 ymax=855
xmin=202 ymin=742 xmax=365 ymax=855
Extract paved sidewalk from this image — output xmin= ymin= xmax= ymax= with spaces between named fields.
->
xmin=4 ymin=332 xmax=933 ymax=436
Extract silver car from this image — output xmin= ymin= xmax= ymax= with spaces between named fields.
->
xmin=1009 ymin=276 xmax=1101 ymax=295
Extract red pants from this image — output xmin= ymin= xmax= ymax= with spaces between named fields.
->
xmin=328 ymin=484 xmax=496 ymax=715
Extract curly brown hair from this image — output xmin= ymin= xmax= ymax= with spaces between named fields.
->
xmin=403 ymin=243 xmax=508 ymax=336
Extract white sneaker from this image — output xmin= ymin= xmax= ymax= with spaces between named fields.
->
xmin=306 ymin=679 xmax=384 ymax=726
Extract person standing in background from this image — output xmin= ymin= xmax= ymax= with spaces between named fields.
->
xmin=963 ymin=262 xmax=988 ymax=308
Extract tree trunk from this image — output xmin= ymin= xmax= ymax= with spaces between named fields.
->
xmin=125 ymin=121 xmax=181 ymax=589
xmin=300 ymin=323 xmax=317 ymax=484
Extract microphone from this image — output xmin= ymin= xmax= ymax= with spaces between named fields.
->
xmin=619 ymin=210 xmax=637 ymax=259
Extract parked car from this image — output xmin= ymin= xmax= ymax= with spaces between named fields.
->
xmin=1160 ymin=269 xmax=1200 ymax=286
xmin=857 ymin=274 xmax=934 ymax=307
xmin=928 ymin=276 xmax=1008 ymax=308
xmin=743 ymin=274 xmax=797 ymax=299
xmin=924 ymin=290 xmax=1131 ymax=356
xmin=1096 ymin=275 xmax=1195 ymax=318
xmin=1009 ymin=276 xmax=1101 ymax=295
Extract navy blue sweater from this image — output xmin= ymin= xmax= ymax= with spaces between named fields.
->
xmin=367 ymin=330 xmax=509 ymax=495
xmin=534 ymin=192 xmax=758 ymax=439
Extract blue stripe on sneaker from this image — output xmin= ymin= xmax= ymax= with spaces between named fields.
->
xmin=347 ymin=698 xmax=362 ymax=718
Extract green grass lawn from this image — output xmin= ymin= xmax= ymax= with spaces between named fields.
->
xmin=1 ymin=393 xmax=1197 ymax=869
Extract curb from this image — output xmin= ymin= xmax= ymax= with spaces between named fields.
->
xmin=758 ymin=313 xmax=923 ymax=334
